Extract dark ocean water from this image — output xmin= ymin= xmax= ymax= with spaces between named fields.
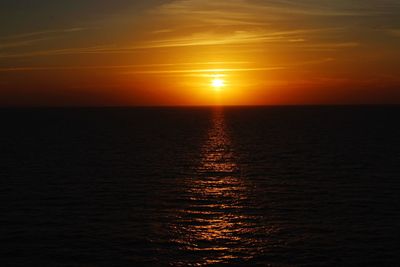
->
xmin=1 ymin=106 xmax=400 ymax=266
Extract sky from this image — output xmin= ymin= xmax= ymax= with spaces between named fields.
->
xmin=1 ymin=0 xmax=400 ymax=106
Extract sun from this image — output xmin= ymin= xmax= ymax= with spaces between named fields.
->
xmin=211 ymin=78 xmax=225 ymax=90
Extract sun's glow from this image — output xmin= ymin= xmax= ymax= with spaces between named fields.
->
xmin=211 ymin=78 xmax=225 ymax=90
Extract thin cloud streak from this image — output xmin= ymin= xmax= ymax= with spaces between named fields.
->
xmin=386 ymin=29 xmax=400 ymax=37
xmin=0 ymin=57 xmax=333 ymax=73
xmin=0 ymin=27 xmax=87 ymax=41
xmin=0 ymin=61 xmax=253 ymax=72
xmin=124 ymin=67 xmax=285 ymax=75
xmin=0 ymin=27 xmax=89 ymax=51
xmin=140 ymin=28 xmax=336 ymax=49
xmin=0 ymin=38 xmax=52 ymax=50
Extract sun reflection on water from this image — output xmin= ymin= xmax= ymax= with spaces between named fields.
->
xmin=169 ymin=108 xmax=269 ymax=266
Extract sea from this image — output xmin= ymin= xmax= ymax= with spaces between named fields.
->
xmin=1 ymin=106 xmax=399 ymax=266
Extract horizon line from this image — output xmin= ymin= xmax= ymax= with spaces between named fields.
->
xmin=1 ymin=104 xmax=400 ymax=109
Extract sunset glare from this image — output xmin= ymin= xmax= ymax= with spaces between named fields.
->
xmin=211 ymin=78 xmax=225 ymax=91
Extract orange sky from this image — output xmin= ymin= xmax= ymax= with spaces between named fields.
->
xmin=1 ymin=0 xmax=400 ymax=106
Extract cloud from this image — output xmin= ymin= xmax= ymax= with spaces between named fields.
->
xmin=140 ymin=0 xmax=365 ymax=51
xmin=0 ymin=0 xmax=392 ymax=60
xmin=0 ymin=36 xmax=357 ymax=58
xmin=154 ymin=0 xmax=388 ymax=24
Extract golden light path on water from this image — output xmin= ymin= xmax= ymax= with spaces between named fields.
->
xmin=169 ymin=109 xmax=272 ymax=266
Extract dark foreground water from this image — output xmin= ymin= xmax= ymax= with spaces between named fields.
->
xmin=1 ymin=106 xmax=400 ymax=266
